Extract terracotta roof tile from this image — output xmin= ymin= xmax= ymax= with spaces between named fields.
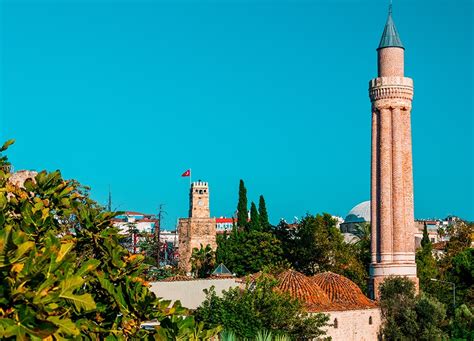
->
xmin=275 ymin=270 xmax=332 ymax=309
xmin=311 ymin=272 xmax=377 ymax=310
xmin=160 ymin=275 xmax=193 ymax=282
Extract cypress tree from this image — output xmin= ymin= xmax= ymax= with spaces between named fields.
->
xmin=249 ymin=202 xmax=261 ymax=231
xmin=421 ymin=222 xmax=430 ymax=248
xmin=237 ymin=179 xmax=248 ymax=228
xmin=258 ymin=195 xmax=269 ymax=230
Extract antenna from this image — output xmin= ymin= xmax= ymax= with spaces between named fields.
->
xmin=389 ymin=0 xmax=393 ymax=15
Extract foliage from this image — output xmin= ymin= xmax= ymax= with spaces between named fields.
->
xmin=155 ymin=313 xmax=222 ymax=340
xmin=436 ymin=221 xmax=474 ymax=311
xmin=274 ymin=214 xmax=368 ymax=292
xmin=421 ymin=222 xmax=430 ymax=248
xmin=0 ymin=142 xmax=220 ymax=340
xmin=216 ymin=230 xmax=284 ymax=277
xmin=449 ymin=304 xmax=474 ymax=340
xmin=258 ymin=195 xmax=270 ymax=231
xmin=379 ymin=276 xmax=447 ymax=340
xmin=236 ymin=180 xmax=248 ymax=229
xmin=190 ymin=244 xmax=216 ymax=278
xmin=143 ymin=266 xmax=178 ymax=282
xmin=249 ymin=201 xmax=261 ymax=231
xmin=353 ymin=222 xmax=371 ymax=280
xmin=138 ymin=232 xmax=161 ymax=267
xmin=416 ymin=229 xmax=438 ymax=294
xmin=195 ymin=274 xmax=329 ymax=339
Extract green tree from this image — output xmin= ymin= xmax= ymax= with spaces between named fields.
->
xmin=421 ymin=222 xmax=430 ymax=248
xmin=195 ymin=274 xmax=329 ymax=339
xmin=216 ymin=230 xmax=284 ymax=277
xmin=190 ymin=244 xmax=216 ymax=278
xmin=436 ymin=221 xmax=473 ymax=312
xmin=249 ymin=201 xmax=261 ymax=231
xmin=448 ymin=248 xmax=474 ymax=310
xmin=416 ymin=228 xmax=438 ymax=294
xmin=352 ymin=222 xmax=371 ymax=289
xmin=236 ymin=180 xmax=248 ymax=229
xmin=275 ymin=214 xmax=368 ymax=291
xmin=379 ymin=276 xmax=447 ymax=340
xmin=258 ymin=195 xmax=270 ymax=231
xmin=0 ymin=141 xmax=220 ymax=340
xmin=449 ymin=304 xmax=474 ymax=340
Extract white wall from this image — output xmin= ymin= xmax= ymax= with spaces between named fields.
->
xmin=322 ymin=308 xmax=381 ymax=341
xmin=149 ymin=278 xmax=240 ymax=309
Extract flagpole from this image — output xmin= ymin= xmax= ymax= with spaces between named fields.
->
xmin=189 ymin=168 xmax=192 ymax=187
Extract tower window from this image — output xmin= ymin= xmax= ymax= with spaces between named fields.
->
xmin=199 ymin=190 xmax=203 ymax=194
xmin=333 ymin=318 xmax=338 ymax=329
xmin=369 ymin=316 xmax=373 ymax=325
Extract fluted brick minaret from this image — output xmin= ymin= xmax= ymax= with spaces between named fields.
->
xmin=369 ymin=4 xmax=418 ymax=299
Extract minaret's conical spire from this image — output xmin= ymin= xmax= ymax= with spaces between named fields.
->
xmin=378 ymin=2 xmax=404 ymax=50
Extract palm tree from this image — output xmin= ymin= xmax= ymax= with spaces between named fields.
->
xmin=190 ymin=244 xmax=216 ymax=278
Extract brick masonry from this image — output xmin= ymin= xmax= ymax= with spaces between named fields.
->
xmin=369 ymin=45 xmax=418 ymax=299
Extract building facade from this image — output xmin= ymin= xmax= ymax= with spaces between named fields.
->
xmin=369 ymin=5 xmax=418 ymax=298
xmin=178 ymin=181 xmax=217 ymax=272
xmin=215 ymin=217 xmax=234 ymax=234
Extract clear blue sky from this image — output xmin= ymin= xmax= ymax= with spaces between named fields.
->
xmin=1 ymin=0 xmax=472 ymax=228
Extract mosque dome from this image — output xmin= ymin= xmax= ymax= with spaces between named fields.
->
xmin=275 ymin=270 xmax=331 ymax=309
xmin=344 ymin=200 xmax=371 ymax=223
xmin=311 ymin=272 xmax=377 ymax=310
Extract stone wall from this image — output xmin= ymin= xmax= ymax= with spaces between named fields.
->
xmin=178 ymin=217 xmax=217 ymax=272
xmin=323 ymin=308 xmax=381 ymax=341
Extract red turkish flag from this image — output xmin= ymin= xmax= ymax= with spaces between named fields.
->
xmin=181 ymin=169 xmax=191 ymax=177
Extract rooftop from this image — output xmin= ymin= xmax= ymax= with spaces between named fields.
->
xmin=311 ymin=272 xmax=377 ymax=311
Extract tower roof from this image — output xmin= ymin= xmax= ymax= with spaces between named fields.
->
xmin=378 ymin=4 xmax=404 ymax=50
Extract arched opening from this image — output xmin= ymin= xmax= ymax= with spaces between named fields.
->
xmin=369 ymin=316 xmax=373 ymax=325
xmin=333 ymin=318 xmax=338 ymax=329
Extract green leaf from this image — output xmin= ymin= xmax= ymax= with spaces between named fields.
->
xmin=47 ymin=316 xmax=80 ymax=337
xmin=56 ymin=242 xmax=75 ymax=264
xmin=59 ymin=276 xmax=96 ymax=311
xmin=60 ymin=292 xmax=96 ymax=312
xmin=0 ymin=139 xmax=15 ymax=152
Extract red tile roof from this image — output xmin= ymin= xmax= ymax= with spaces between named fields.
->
xmin=160 ymin=275 xmax=193 ymax=282
xmin=244 ymin=270 xmax=376 ymax=312
xmin=311 ymin=272 xmax=377 ymax=311
xmin=216 ymin=218 xmax=234 ymax=223
xmin=275 ymin=270 xmax=332 ymax=310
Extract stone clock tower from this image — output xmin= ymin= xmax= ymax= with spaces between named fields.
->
xmin=178 ymin=181 xmax=217 ymax=273
xmin=369 ymin=4 xmax=418 ymax=299
xmin=189 ymin=181 xmax=210 ymax=218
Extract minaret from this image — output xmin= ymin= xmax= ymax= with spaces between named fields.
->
xmin=369 ymin=4 xmax=418 ymax=299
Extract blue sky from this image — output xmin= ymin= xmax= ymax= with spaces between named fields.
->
xmin=1 ymin=0 xmax=472 ymax=228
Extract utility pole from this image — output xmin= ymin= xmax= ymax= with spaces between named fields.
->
xmin=156 ymin=204 xmax=166 ymax=266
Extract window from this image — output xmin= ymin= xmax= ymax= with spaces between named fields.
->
xmin=333 ymin=318 xmax=338 ymax=329
xmin=369 ymin=316 xmax=373 ymax=325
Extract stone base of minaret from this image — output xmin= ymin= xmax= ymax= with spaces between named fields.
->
xmin=369 ymin=264 xmax=419 ymax=300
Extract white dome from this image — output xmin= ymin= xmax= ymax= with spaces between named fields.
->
xmin=344 ymin=201 xmax=370 ymax=223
